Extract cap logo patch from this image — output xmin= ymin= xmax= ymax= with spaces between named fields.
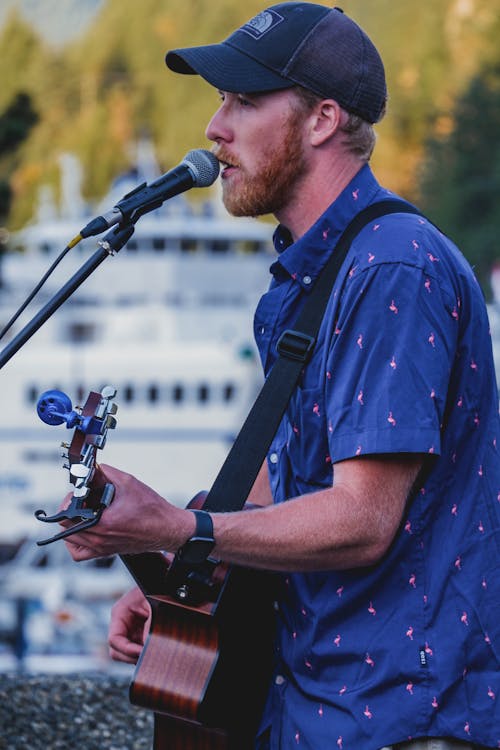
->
xmin=241 ymin=10 xmax=284 ymax=40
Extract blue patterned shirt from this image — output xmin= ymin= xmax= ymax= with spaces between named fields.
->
xmin=254 ymin=165 xmax=500 ymax=749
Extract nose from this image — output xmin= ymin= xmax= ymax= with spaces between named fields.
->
xmin=205 ymin=102 xmax=232 ymax=144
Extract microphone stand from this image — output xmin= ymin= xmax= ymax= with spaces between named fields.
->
xmin=0 ymin=222 xmax=135 ymax=370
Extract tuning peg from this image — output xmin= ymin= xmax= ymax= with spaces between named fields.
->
xmin=106 ymin=415 xmax=117 ymax=430
xmin=70 ymin=463 xmax=91 ymax=480
xmin=73 ymin=486 xmax=90 ymax=498
xmin=101 ymin=386 xmax=117 ymax=399
xmin=94 ymin=435 xmax=106 ymax=449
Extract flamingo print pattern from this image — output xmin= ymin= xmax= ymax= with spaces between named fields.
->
xmin=253 ymin=166 xmax=499 ymax=750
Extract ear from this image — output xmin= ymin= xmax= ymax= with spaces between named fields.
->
xmin=308 ymin=99 xmax=343 ymax=147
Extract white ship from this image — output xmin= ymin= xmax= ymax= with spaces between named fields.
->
xmin=0 ymin=145 xmax=275 ymax=545
xmin=0 ymin=144 xmax=276 ymax=670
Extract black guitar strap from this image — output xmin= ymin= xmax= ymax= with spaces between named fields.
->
xmin=201 ymin=199 xmax=422 ymax=514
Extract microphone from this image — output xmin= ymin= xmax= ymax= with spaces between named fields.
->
xmin=79 ymin=148 xmax=220 ymax=239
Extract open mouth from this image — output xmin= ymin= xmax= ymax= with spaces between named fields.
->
xmin=213 ymin=150 xmax=240 ymax=178
xmin=218 ymin=159 xmax=238 ymax=178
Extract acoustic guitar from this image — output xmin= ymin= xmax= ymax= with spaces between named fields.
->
xmin=35 ymin=386 xmax=276 ymax=750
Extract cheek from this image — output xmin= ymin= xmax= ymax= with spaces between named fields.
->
xmin=245 ymin=128 xmax=281 ymax=170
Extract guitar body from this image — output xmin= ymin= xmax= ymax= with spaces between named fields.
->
xmin=36 ymin=389 xmax=276 ymax=749
xmin=123 ymin=497 xmax=277 ymax=750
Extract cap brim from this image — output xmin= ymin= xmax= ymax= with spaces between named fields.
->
xmin=166 ymin=42 xmax=292 ymax=94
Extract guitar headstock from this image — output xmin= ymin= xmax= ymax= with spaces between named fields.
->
xmin=64 ymin=386 xmax=118 ymax=495
xmin=34 ymin=386 xmax=118 ymax=545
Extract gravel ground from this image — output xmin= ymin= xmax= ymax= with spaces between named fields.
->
xmin=0 ymin=673 xmax=154 ymax=750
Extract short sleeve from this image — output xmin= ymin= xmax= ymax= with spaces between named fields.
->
xmin=326 ymin=261 xmax=458 ymax=462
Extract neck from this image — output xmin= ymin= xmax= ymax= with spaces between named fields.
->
xmin=275 ymin=156 xmax=365 ymax=242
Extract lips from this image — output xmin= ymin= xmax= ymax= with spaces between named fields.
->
xmin=212 ymin=148 xmax=240 ymax=178
xmin=221 ymin=163 xmax=238 ymax=179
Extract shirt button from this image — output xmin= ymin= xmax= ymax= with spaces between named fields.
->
xmin=275 ymin=674 xmax=286 ymax=686
xmin=303 ymin=275 xmax=312 ymax=285
xmin=269 ymin=452 xmax=278 ymax=464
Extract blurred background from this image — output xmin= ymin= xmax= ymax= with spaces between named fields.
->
xmin=0 ymin=0 xmax=498 ymax=674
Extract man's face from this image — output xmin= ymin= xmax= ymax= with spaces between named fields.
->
xmin=206 ymin=89 xmax=309 ymax=219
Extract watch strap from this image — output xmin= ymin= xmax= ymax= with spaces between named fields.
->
xmin=191 ymin=509 xmax=214 ymax=540
xmin=176 ymin=509 xmax=215 ymax=565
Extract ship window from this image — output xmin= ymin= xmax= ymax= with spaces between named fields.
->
xmin=63 ymin=321 xmax=97 ymax=344
xmin=241 ymin=240 xmax=267 ymax=254
xmin=198 ymin=384 xmax=209 ymax=402
xmin=153 ymin=238 xmax=166 ymax=252
xmin=180 ymin=238 xmax=197 ymax=252
xmin=126 ymin=239 xmax=138 ymax=251
xmin=123 ymin=385 xmax=134 ymax=402
xmin=172 ymin=384 xmax=184 ymax=402
xmin=207 ymin=239 xmax=230 ymax=253
xmin=148 ymin=384 xmax=159 ymax=403
xmin=27 ymin=385 xmax=38 ymax=404
xmin=223 ymin=383 xmax=235 ymax=402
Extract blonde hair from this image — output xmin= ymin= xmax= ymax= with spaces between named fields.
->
xmin=292 ymin=86 xmax=382 ymax=162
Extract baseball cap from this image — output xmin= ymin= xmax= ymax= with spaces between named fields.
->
xmin=165 ymin=2 xmax=386 ymax=124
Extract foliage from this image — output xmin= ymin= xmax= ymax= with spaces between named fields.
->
xmin=0 ymin=0 xmax=499 ymax=280
xmin=0 ymin=92 xmax=38 ymax=154
xmin=419 ymin=61 xmax=500 ymax=298
xmin=0 ymin=91 xmax=39 ymax=222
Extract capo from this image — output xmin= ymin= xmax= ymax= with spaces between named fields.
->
xmin=35 ymin=482 xmax=115 ymax=546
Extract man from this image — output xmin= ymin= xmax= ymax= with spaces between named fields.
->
xmin=64 ymin=4 xmax=499 ymax=749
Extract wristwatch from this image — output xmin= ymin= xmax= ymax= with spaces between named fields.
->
xmin=177 ymin=509 xmax=215 ymax=564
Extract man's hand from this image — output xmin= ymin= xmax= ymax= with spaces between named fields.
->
xmin=62 ymin=463 xmax=195 ymax=561
xmin=109 ymin=586 xmax=151 ymax=664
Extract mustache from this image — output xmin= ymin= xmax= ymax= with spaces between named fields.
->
xmin=211 ymin=144 xmax=241 ymax=169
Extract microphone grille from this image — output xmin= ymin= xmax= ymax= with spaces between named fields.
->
xmin=182 ymin=148 xmax=220 ymax=188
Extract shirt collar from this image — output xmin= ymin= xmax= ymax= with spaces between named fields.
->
xmin=271 ymin=164 xmax=383 ymax=290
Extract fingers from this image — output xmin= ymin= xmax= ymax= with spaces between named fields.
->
xmin=109 ymin=635 xmax=143 ymax=664
xmin=64 ymin=537 xmax=98 ymax=561
xmin=108 ymin=587 xmax=151 ymax=664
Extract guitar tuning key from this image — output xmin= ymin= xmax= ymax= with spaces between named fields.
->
xmin=101 ymin=386 xmax=117 ymax=400
xmin=94 ymin=434 xmax=106 ymax=449
xmin=70 ymin=463 xmax=91 ymax=481
xmin=105 ymin=414 xmax=117 ymax=430
xmin=72 ymin=486 xmax=90 ymax=498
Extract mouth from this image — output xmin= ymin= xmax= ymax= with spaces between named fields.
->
xmin=213 ymin=150 xmax=240 ymax=179
xmin=219 ymin=159 xmax=239 ymax=179
xmin=221 ymin=164 xmax=238 ymax=179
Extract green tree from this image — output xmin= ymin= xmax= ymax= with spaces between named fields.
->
xmin=0 ymin=92 xmax=39 ymax=153
xmin=419 ymin=63 xmax=500 ymax=298
xmin=0 ymin=92 xmax=39 ymax=223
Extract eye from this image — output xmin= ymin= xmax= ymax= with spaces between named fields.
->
xmin=237 ymin=95 xmax=253 ymax=107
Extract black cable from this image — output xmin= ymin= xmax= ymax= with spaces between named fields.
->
xmin=0 ymin=233 xmax=82 ymax=341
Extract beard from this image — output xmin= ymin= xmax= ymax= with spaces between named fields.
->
xmin=212 ymin=110 xmax=308 ymax=218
